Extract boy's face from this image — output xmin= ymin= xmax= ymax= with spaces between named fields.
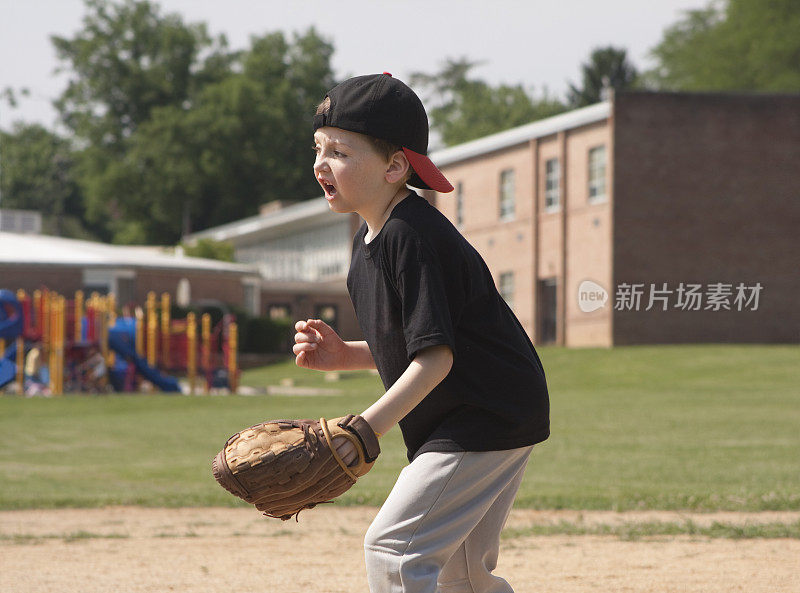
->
xmin=313 ymin=127 xmax=392 ymax=215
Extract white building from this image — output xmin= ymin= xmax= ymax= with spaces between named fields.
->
xmin=188 ymin=199 xmax=361 ymax=338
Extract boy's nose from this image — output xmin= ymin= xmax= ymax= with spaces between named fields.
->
xmin=313 ymin=155 xmax=329 ymax=173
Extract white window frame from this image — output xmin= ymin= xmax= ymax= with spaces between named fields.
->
xmin=499 ymin=271 xmax=515 ymax=311
xmin=242 ymin=277 xmax=261 ymax=316
xmin=544 ymin=158 xmax=560 ymax=212
xmin=0 ymin=208 xmax=42 ymax=234
xmin=268 ymin=303 xmax=292 ymax=320
xmin=239 ymin=219 xmax=350 ymax=282
xmin=176 ymin=278 xmax=191 ymax=307
xmin=499 ymin=169 xmax=515 ymax=221
xmin=82 ymin=268 xmax=135 ymax=299
xmin=588 ymin=145 xmax=607 ymax=203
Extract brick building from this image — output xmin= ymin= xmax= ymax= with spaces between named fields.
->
xmin=425 ymin=91 xmax=800 ymax=345
xmin=189 ymin=91 xmax=799 ymax=346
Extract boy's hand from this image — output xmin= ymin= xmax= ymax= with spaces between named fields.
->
xmin=293 ymin=318 xmax=348 ymax=371
xmin=332 ymin=435 xmax=358 ymax=466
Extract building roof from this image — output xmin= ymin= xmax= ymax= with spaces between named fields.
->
xmin=429 ymin=101 xmax=610 ymax=168
xmin=0 ymin=232 xmax=257 ymax=275
xmin=189 ymin=197 xmax=337 ymax=244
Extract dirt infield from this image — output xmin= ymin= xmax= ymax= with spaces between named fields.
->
xmin=2 ymin=507 xmax=799 ymax=593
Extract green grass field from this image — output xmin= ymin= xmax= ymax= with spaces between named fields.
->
xmin=1 ymin=345 xmax=797 ymax=511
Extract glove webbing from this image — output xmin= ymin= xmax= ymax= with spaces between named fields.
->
xmin=319 ymin=417 xmax=358 ymax=482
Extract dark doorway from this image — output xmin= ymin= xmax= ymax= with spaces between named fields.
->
xmin=538 ymin=278 xmax=558 ymax=344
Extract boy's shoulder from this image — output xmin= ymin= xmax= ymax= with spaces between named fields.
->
xmin=383 ymin=192 xmax=459 ymax=243
xmin=378 ymin=192 xmax=474 ymax=269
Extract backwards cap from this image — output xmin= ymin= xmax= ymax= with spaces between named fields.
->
xmin=313 ymin=72 xmax=454 ymax=193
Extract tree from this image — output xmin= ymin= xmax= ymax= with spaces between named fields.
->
xmin=51 ymin=0 xmax=229 ymax=148
xmin=567 ymin=46 xmax=639 ymax=107
xmin=51 ymin=0 xmax=232 ymax=242
xmin=93 ymin=28 xmax=336 ymax=244
xmin=411 ymin=58 xmax=567 ymax=146
xmin=53 ymin=0 xmax=336 ymax=244
xmin=647 ymin=0 xmax=800 ymax=92
xmin=0 ymin=123 xmax=91 ymax=238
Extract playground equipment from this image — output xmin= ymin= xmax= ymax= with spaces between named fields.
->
xmin=0 ymin=289 xmax=25 ymax=389
xmin=0 ymin=288 xmax=238 ymax=395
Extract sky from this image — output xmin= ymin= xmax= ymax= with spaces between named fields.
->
xmin=0 ymin=0 xmax=709 ymax=131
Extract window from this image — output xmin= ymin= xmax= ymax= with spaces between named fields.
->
xmin=544 ymin=158 xmax=560 ymax=211
xmin=499 ymin=169 xmax=515 ymax=220
xmin=268 ymin=304 xmax=291 ymax=320
xmin=455 ymin=182 xmax=464 ymax=227
xmin=588 ymin=146 xmax=607 ymax=202
xmin=21 ymin=213 xmax=39 ymax=233
xmin=242 ymin=279 xmax=260 ymax=316
xmin=240 ymin=219 xmax=350 ymax=282
xmin=82 ymin=269 xmax=135 ymax=303
xmin=83 ymin=283 xmax=110 ymax=296
xmin=318 ymin=262 xmax=342 ymax=278
xmin=117 ymin=277 xmax=136 ymax=307
xmin=498 ymin=272 xmax=515 ymax=311
xmin=314 ymin=304 xmax=338 ymax=332
xmin=0 ymin=209 xmax=42 ymax=234
xmin=176 ymin=278 xmax=191 ymax=307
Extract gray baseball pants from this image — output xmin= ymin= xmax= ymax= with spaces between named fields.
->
xmin=364 ymin=445 xmax=533 ymax=593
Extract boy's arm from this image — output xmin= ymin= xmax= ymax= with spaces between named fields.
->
xmin=360 ymin=344 xmax=453 ymax=437
xmin=343 ymin=340 xmax=376 ymax=370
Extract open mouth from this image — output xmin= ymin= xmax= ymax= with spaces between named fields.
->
xmin=320 ymin=180 xmax=337 ymax=199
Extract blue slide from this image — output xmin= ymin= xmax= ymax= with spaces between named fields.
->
xmin=0 ymin=289 xmax=24 ymax=388
xmin=108 ymin=318 xmax=181 ymax=393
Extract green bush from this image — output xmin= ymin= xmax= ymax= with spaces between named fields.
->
xmin=241 ymin=315 xmax=291 ymax=353
xmin=180 ymin=238 xmax=235 ymax=262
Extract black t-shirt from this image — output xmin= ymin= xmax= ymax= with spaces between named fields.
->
xmin=347 ymin=192 xmax=550 ymax=461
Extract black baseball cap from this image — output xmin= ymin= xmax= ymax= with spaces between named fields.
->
xmin=313 ymin=72 xmax=454 ymax=193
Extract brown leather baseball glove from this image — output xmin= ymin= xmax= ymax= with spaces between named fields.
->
xmin=211 ymin=415 xmax=380 ymax=520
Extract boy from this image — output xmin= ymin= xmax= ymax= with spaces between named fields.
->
xmin=294 ymin=73 xmax=549 ymax=593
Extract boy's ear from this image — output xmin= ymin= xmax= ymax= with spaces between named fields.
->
xmin=384 ymin=150 xmax=411 ymax=185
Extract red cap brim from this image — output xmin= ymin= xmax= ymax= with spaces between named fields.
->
xmin=402 ymin=147 xmax=454 ymax=193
